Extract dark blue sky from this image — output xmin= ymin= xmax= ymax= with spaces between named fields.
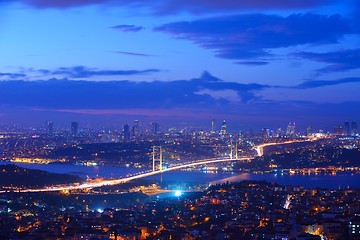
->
xmin=0 ymin=0 xmax=359 ymax=131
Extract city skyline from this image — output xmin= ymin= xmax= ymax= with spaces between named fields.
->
xmin=1 ymin=0 xmax=360 ymax=128
xmin=2 ymin=118 xmax=358 ymax=138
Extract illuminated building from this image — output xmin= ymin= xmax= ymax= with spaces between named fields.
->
xmin=306 ymin=125 xmax=312 ymax=136
xmin=101 ymin=131 xmax=121 ymax=143
xmin=71 ymin=122 xmax=79 ymax=135
xmin=344 ymin=121 xmax=350 ymax=136
xmin=275 ymin=128 xmax=283 ymax=137
xmin=123 ymin=124 xmax=130 ymax=142
xmin=46 ymin=121 xmax=53 ymax=135
xmin=334 ymin=125 xmax=344 ymax=135
xmin=349 ymin=217 xmax=360 ymax=239
xmin=152 ymin=122 xmax=159 ymax=135
xmin=351 ymin=121 xmax=358 ymax=136
xmin=220 ymin=120 xmax=227 ymax=136
xmin=211 ymin=119 xmax=216 ymax=133
xmin=286 ymin=122 xmax=296 ymax=137
xmin=133 ymin=120 xmax=140 ymax=138
xmin=262 ymin=128 xmax=270 ymax=139
xmin=344 ymin=121 xmax=358 ymax=136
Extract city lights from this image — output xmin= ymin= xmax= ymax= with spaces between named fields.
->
xmin=174 ymin=190 xmax=182 ymax=197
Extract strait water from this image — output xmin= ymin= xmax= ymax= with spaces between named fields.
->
xmin=1 ymin=162 xmax=360 ymax=189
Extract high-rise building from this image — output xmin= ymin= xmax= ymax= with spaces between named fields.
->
xmin=275 ymin=128 xmax=283 ymax=137
xmin=152 ymin=122 xmax=159 ymax=135
xmin=344 ymin=121 xmax=357 ymax=136
xmin=220 ymin=120 xmax=227 ymax=136
xmin=123 ymin=124 xmax=130 ymax=142
xmin=351 ymin=121 xmax=358 ymax=136
xmin=286 ymin=122 xmax=296 ymax=137
xmin=344 ymin=121 xmax=351 ymax=136
xmin=71 ymin=122 xmax=79 ymax=135
xmin=133 ymin=120 xmax=140 ymax=138
xmin=46 ymin=121 xmax=53 ymax=135
xmin=334 ymin=125 xmax=344 ymax=135
xmin=262 ymin=128 xmax=270 ymax=139
xmin=306 ymin=125 xmax=312 ymax=136
xmin=211 ymin=119 xmax=216 ymax=133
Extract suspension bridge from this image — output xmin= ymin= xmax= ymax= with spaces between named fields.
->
xmin=0 ymin=139 xmax=309 ymax=193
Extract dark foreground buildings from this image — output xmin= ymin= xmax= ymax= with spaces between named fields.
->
xmin=1 ymin=181 xmax=359 ymax=240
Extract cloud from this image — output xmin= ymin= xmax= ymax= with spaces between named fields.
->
xmin=195 ymin=89 xmax=241 ymax=103
xmin=154 ymin=13 xmax=354 ymax=61
xmin=0 ymin=72 xmax=26 ymax=79
xmin=49 ymin=108 xmax=211 ymax=119
xmin=16 ymin=0 xmax=333 ymax=14
xmin=154 ymin=0 xmax=334 ymax=15
xmin=0 ymin=71 xmax=268 ymax=111
xmin=111 ymin=24 xmax=143 ymax=32
xmin=294 ymin=77 xmax=360 ymax=89
xmin=294 ymin=49 xmax=360 ymax=74
xmin=116 ymin=51 xmax=153 ymax=57
xmin=235 ymin=61 xmax=269 ymax=66
xmin=37 ymin=66 xmax=160 ymax=78
xmin=1 ymin=71 xmax=360 ymax=128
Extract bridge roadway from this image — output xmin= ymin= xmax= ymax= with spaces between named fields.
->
xmin=0 ymin=157 xmax=251 ymax=193
xmin=255 ymin=137 xmax=318 ymax=156
xmin=255 ymin=141 xmax=301 ymax=157
xmin=1 ymin=138 xmax=314 ymax=193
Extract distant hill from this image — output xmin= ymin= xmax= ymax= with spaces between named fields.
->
xmin=0 ymin=164 xmax=83 ymax=188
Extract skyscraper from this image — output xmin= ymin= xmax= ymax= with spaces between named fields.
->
xmin=345 ymin=121 xmax=358 ymax=136
xmin=71 ymin=122 xmax=79 ymax=135
xmin=306 ymin=125 xmax=312 ymax=136
xmin=211 ymin=119 xmax=216 ymax=133
xmin=123 ymin=124 xmax=130 ymax=142
xmin=152 ymin=122 xmax=159 ymax=135
xmin=220 ymin=120 xmax=227 ymax=136
xmin=286 ymin=122 xmax=296 ymax=137
xmin=133 ymin=120 xmax=140 ymax=138
xmin=351 ymin=121 xmax=358 ymax=136
xmin=46 ymin=121 xmax=53 ymax=135
xmin=344 ymin=121 xmax=350 ymax=136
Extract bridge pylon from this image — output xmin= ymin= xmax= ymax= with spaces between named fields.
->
xmin=235 ymin=141 xmax=238 ymax=160
xmin=229 ymin=140 xmax=239 ymax=159
xmin=152 ymin=146 xmax=163 ymax=172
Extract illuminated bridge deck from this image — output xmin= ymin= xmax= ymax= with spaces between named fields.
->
xmin=1 ymin=138 xmax=316 ymax=193
xmin=0 ymin=157 xmax=251 ymax=193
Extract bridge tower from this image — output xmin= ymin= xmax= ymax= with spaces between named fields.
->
xmin=235 ymin=140 xmax=238 ymax=160
xmin=255 ymin=146 xmax=263 ymax=157
xmin=229 ymin=140 xmax=239 ymax=159
xmin=152 ymin=146 xmax=163 ymax=172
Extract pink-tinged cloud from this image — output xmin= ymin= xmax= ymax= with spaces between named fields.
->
xmin=32 ymin=107 xmax=278 ymax=124
xmin=32 ymin=108 xmax=231 ymax=120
